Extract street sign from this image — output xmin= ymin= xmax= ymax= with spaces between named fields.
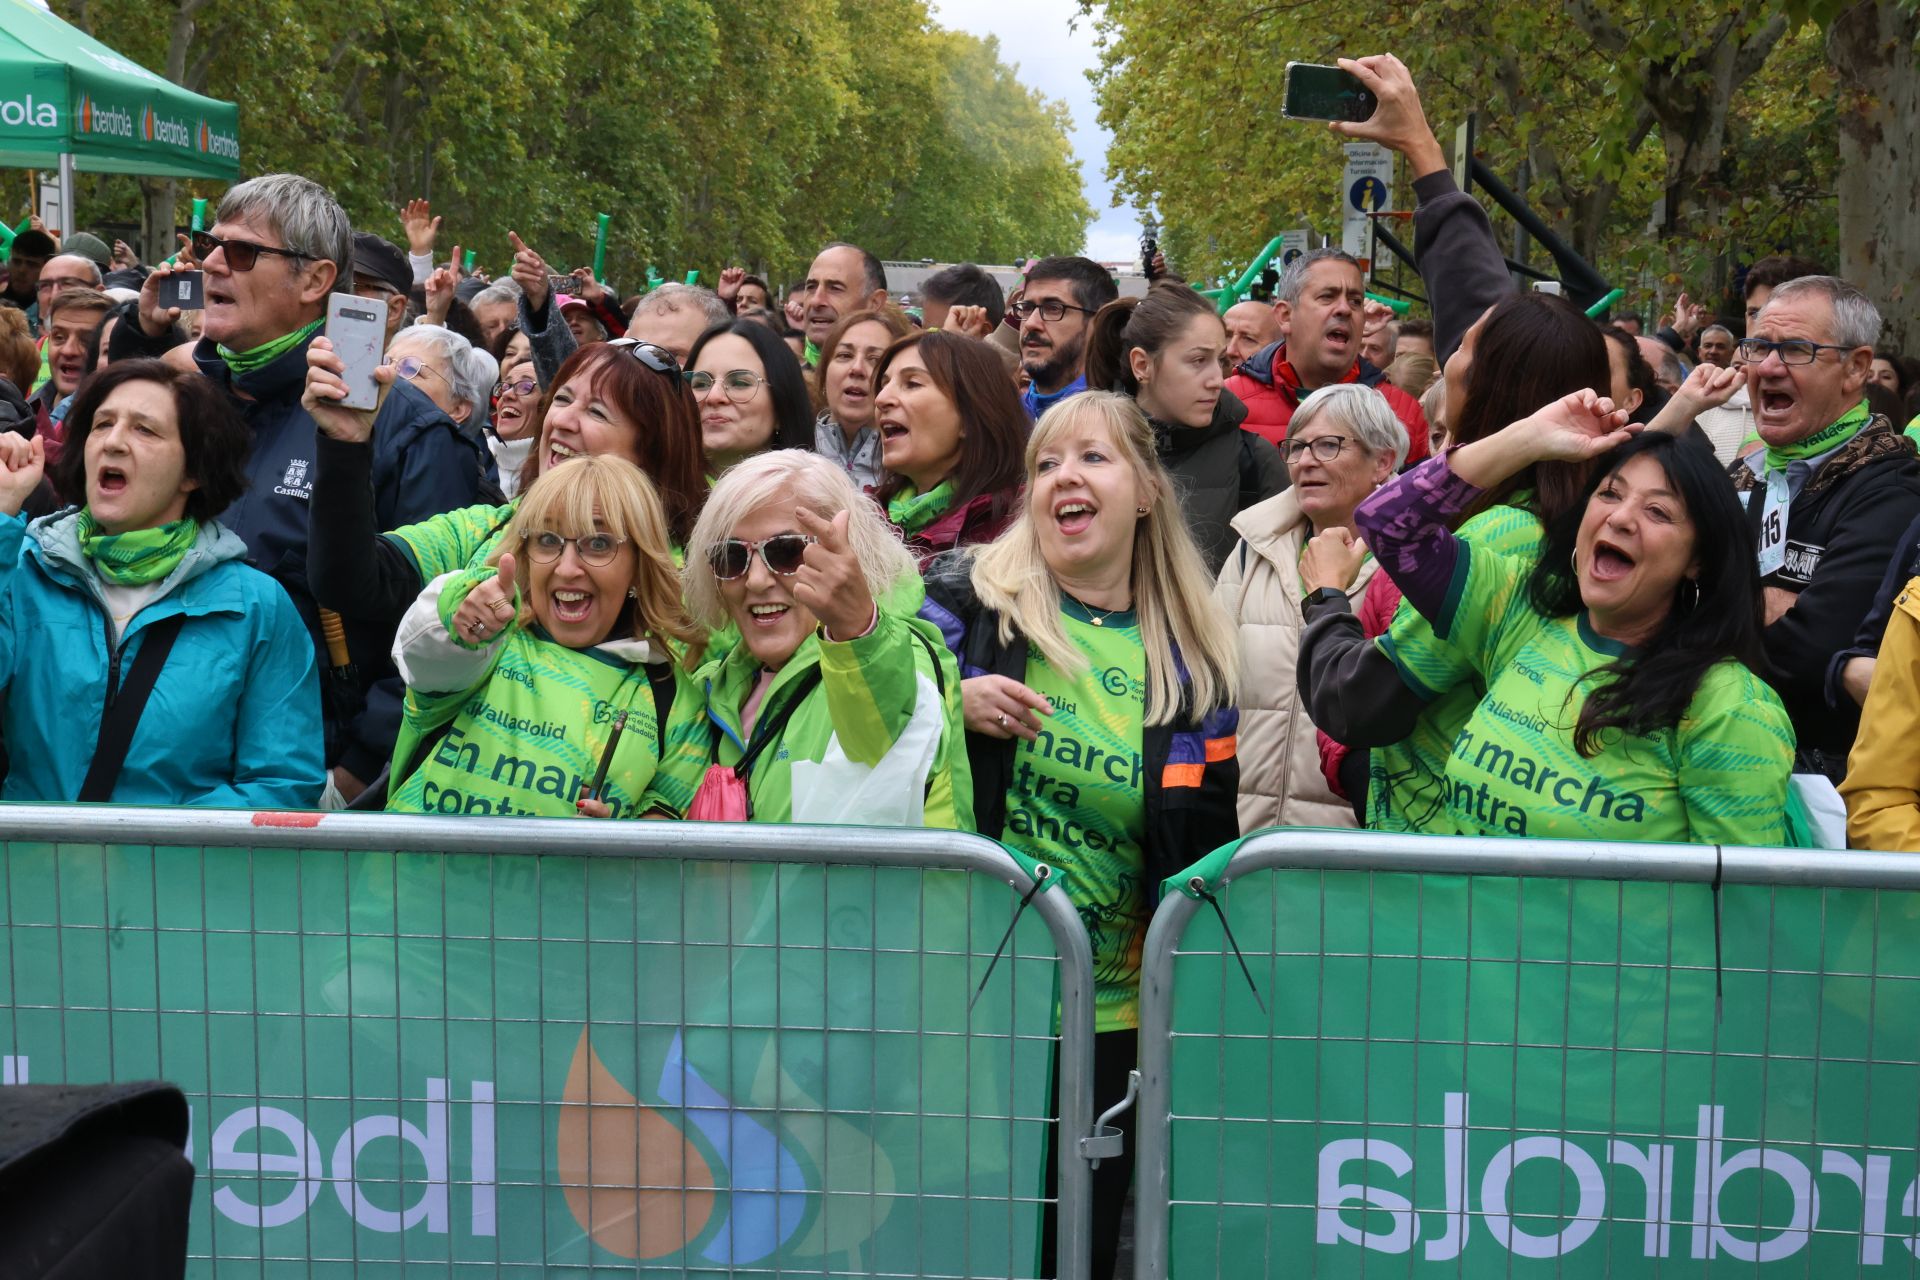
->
xmin=1340 ymin=142 xmax=1395 ymax=274
xmin=1279 ymin=228 xmax=1310 ymax=270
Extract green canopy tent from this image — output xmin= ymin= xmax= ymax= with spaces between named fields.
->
xmin=0 ymin=0 xmax=239 ymax=253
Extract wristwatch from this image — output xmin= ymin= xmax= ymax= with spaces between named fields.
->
xmin=1300 ymin=585 xmax=1349 ymax=621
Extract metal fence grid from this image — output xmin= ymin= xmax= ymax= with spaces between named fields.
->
xmin=0 ymin=807 xmax=1096 ymax=1279
xmin=1134 ymin=830 xmax=1920 ymax=1279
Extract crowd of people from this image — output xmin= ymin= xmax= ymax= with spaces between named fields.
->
xmin=5 ymin=52 xmax=1920 ymax=1275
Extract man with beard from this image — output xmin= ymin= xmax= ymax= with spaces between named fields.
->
xmin=1016 ymin=255 xmax=1117 ymax=420
xmin=1225 ymin=246 xmax=1429 ymax=461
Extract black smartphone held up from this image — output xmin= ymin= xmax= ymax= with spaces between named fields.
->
xmin=1282 ymin=62 xmax=1378 ymax=123
xmin=161 ymin=270 xmax=204 ymax=310
xmin=1141 ymin=234 xmax=1160 ymax=281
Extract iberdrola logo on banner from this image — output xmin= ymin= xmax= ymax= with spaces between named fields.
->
xmin=139 ymin=103 xmax=192 ymax=150
xmin=77 ymin=93 xmax=132 ymax=139
xmin=196 ymin=116 xmax=239 ymax=161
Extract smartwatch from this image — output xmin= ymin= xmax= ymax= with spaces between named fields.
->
xmin=1301 ymin=585 xmax=1348 ymax=620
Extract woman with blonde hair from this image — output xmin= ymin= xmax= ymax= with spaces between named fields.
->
xmin=657 ymin=448 xmax=970 ymax=825
xmin=919 ymin=389 xmax=1240 ymax=1277
xmin=386 ymin=454 xmax=702 ymax=819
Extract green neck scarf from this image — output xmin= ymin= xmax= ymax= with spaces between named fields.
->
xmin=77 ymin=511 xmax=200 ymax=586
xmin=1765 ymin=399 xmax=1870 ymax=472
xmin=218 ymin=318 xmax=324 ymax=378
xmin=887 ymin=479 xmax=958 ymax=535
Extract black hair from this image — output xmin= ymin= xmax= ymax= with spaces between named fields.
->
xmin=1600 ymin=325 xmax=1661 ymax=424
xmin=87 ymin=298 xmax=180 ymax=375
xmin=50 ymin=359 xmax=251 ymax=521
xmin=1743 ymin=254 xmax=1826 ymax=302
xmin=920 ymin=263 xmax=1005 ymax=317
xmin=820 ymin=242 xmax=888 ymax=295
xmin=1024 ymin=255 xmax=1119 ymax=315
xmin=686 ymin=318 xmax=816 ymax=453
xmin=440 ymin=297 xmax=488 ymax=351
xmin=1526 ymin=432 xmax=1767 ymax=756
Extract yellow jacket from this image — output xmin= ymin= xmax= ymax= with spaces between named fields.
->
xmin=1841 ymin=576 xmax=1920 ymax=850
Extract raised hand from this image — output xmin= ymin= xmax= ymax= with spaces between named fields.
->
xmin=0 ymin=432 xmax=46 ymax=517
xmin=1523 ymin=389 xmax=1636 ymax=461
xmin=134 ymin=259 xmax=188 ymax=338
xmin=944 ymin=304 xmax=995 ymax=340
xmin=962 ymin=675 xmax=1052 ymax=741
xmin=1361 ymin=299 xmax=1396 ymax=339
xmin=451 ymin=552 xmax=520 ymax=646
xmin=400 ymin=198 xmax=441 ymax=257
xmin=1673 ymin=361 xmax=1743 ymax=413
xmin=111 ymin=238 xmax=139 ymax=269
xmin=568 ymin=265 xmax=606 ymax=303
xmin=1332 ymin=54 xmax=1447 ymax=175
xmin=424 ymin=249 xmax=459 ymax=325
xmin=301 ymin=336 xmax=387 ymax=444
xmin=790 ymin=507 xmax=874 ymax=641
xmin=508 ymin=231 xmax=551 ymax=312
xmin=1300 ymin=526 xmax=1369 ymax=594
xmin=717 ymin=266 xmax=746 ymax=307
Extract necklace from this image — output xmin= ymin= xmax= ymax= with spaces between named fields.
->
xmin=1085 ymin=604 xmax=1119 ymax=627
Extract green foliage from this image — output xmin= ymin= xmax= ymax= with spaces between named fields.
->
xmin=42 ymin=0 xmax=1091 ymax=286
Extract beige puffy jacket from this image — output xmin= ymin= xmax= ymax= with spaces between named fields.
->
xmin=1214 ymin=489 xmax=1379 ymax=833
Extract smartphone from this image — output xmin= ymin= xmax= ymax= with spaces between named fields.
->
xmin=1282 ymin=62 xmax=1377 ymax=123
xmin=548 ymin=274 xmax=577 ymax=297
xmin=325 ymin=293 xmax=387 ymax=411
xmin=160 ymin=270 xmax=203 ymax=310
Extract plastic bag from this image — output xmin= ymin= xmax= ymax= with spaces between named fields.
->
xmin=790 ymin=673 xmax=945 ymax=826
xmin=1784 ymin=772 xmax=1848 ymax=849
xmin=688 ymin=764 xmax=751 ymax=822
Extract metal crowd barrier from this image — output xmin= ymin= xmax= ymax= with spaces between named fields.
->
xmin=1134 ymin=828 xmax=1920 ymax=1278
xmin=0 ymin=806 xmax=1097 ymax=1278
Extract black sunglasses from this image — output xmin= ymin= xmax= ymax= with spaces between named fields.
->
xmin=607 ymin=338 xmax=682 ymax=380
xmin=708 ymin=534 xmax=815 ymax=580
xmin=190 ymin=229 xmax=315 ymax=272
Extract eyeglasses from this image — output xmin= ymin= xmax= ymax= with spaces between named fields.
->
xmin=494 ymin=378 xmax=537 ymax=398
xmin=1284 ymin=435 xmax=1352 ymax=464
xmin=37 ymin=275 xmax=98 ymax=296
xmin=394 ymin=355 xmax=446 ymax=387
xmin=522 ymin=530 xmax=628 ymax=567
xmin=1011 ymin=298 xmax=1096 ymax=323
xmin=708 ymin=533 xmax=815 ymax=580
xmin=189 ymin=229 xmax=315 ymax=272
xmin=685 ymin=368 xmax=767 ymax=402
xmin=1734 ymin=338 xmax=1858 ymax=366
xmin=607 ymin=338 xmax=681 ymax=380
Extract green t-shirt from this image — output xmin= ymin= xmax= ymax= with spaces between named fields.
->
xmin=1384 ymin=541 xmax=1793 ymax=845
xmin=389 ymin=502 xmax=517 ymax=581
xmin=1001 ymin=599 xmax=1149 ymax=1032
xmin=1368 ymin=500 xmax=1543 ymax=834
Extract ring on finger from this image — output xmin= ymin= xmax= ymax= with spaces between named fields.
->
xmin=997 ymin=713 xmax=1007 ymax=730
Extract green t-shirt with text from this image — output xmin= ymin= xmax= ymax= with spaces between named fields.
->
xmin=1002 ymin=600 xmax=1149 ymax=1032
xmin=390 ymin=502 xmax=517 ymax=581
xmin=1369 ymin=500 xmax=1543 ymax=834
xmin=1382 ymin=541 xmax=1793 ymax=845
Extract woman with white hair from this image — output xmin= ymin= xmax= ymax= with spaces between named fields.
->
xmin=657 ymin=449 xmax=970 ymax=826
xmin=385 ymin=324 xmax=497 ymax=435
xmin=1215 ymin=382 xmax=1408 ymax=830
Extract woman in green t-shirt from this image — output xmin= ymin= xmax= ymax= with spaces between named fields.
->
xmin=1354 ymin=390 xmax=1794 ymax=846
xmin=920 ymin=389 xmax=1240 ymax=1279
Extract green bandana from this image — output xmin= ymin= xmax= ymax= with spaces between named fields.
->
xmin=218 ymin=318 xmax=324 ymax=378
xmin=77 ymin=511 xmax=200 ymax=586
xmin=886 ymin=479 xmax=958 ymax=535
xmin=1765 ymin=398 xmax=1869 ymax=472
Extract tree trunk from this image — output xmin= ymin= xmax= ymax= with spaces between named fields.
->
xmin=139 ymin=178 xmax=178 ymax=265
xmin=1828 ymin=0 xmax=1920 ymax=350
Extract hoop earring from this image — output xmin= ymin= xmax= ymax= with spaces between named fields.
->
xmin=1679 ymin=577 xmax=1699 ymax=611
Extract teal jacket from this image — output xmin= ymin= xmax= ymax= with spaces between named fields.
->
xmin=0 ymin=510 xmax=324 ymax=808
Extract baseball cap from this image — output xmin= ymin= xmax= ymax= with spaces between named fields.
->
xmin=350 ymin=231 xmax=413 ymax=297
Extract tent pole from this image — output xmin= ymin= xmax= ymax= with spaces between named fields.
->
xmin=57 ymin=154 xmax=76 ymax=237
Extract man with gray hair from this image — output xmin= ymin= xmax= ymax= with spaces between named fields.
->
xmin=1226 ymin=245 xmax=1429 ymax=460
xmin=467 ymin=281 xmax=521 ymax=345
xmin=111 ymin=171 xmax=487 ymax=806
xmin=627 ymin=283 xmax=730 ymax=363
xmin=1697 ymin=323 xmax=1735 ymax=368
xmin=1724 ymin=274 xmax=1920 ymax=777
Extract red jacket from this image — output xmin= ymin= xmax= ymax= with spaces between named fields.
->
xmin=1226 ymin=341 xmax=1430 ymax=463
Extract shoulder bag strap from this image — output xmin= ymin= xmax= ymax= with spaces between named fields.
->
xmin=78 ymin=614 xmax=188 ymax=804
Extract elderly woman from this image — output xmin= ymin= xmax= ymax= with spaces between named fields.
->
xmin=0 ymin=360 xmax=321 ymax=806
xmin=920 ymin=389 xmax=1239 ymax=1278
xmin=811 ymin=307 xmax=912 ymax=490
xmin=1216 ymin=383 xmax=1407 ymax=830
xmin=656 ymin=449 xmax=970 ymax=825
xmin=872 ymin=330 xmax=1028 ymax=566
xmin=386 ymin=324 xmax=498 ymax=436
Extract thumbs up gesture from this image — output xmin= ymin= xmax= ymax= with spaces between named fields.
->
xmin=451 ymin=552 xmax=520 ymax=646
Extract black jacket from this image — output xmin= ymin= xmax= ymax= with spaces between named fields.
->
xmin=919 ymin=554 xmax=1241 ymax=893
xmin=1149 ymin=390 xmax=1286 ymax=575
xmin=1730 ymin=414 xmax=1920 ymax=777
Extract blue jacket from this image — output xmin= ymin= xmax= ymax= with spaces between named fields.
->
xmin=0 ymin=510 xmax=324 ymax=808
xmin=186 ymin=331 xmax=487 ymax=781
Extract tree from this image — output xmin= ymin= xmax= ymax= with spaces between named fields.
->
xmin=1825 ymin=0 xmax=1919 ymax=348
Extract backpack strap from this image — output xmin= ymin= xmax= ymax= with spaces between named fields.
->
xmin=78 ymin=614 xmax=187 ymax=804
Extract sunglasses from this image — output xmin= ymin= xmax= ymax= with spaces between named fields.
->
xmin=606 ymin=337 xmax=681 ymax=380
xmin=708 ymin=533 xmax=815 ymax=580
xmin=523 ymin=530 xmax=627 ymax=567
xmin=684 ymin=368 xmax=767 ymax=403
xmin=190 ymin=229 xmax=315 ymax=272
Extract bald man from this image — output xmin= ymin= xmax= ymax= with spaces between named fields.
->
xmin=1223 ymin=300 xmax=1282 ymax=376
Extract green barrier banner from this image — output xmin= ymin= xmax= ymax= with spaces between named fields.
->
xmin=1165 ymin=868 xmax=1920 ymax=1276
xmin=2 ymin=839 xmax=1059 ymax=1274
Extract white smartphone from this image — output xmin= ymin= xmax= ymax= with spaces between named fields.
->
xmin=325 ymin=293 xmax=387 ymax=411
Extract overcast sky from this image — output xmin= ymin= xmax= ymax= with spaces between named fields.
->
xmin=929 ymin=0 xmax=1142 ymax=264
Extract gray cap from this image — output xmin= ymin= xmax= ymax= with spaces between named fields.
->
xmin=59 ymin=231 xmax=112 ymax=269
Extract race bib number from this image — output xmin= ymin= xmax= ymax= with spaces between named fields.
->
xmin=1757 ymin=469 xmax=1788 ymax=577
